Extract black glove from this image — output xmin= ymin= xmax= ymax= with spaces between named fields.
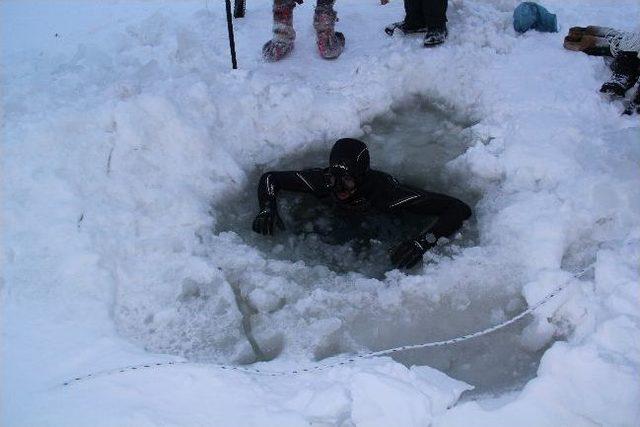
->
xmin=390 ymin=238 xmax=431 ymax=269
xmin=252 ymin=205 xmax=285 ymax=236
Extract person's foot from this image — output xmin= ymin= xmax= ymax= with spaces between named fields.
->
xmin=314 ymin=5 xmax=344 ymax=60
xmin=563 ymin=34 xmax=612 ymax=56
xmin=600 ymin=80 xmax=628 ymax=97
xmin=423 ymin=26 xmax=447 ymax=47
xmin=563 ymin=34 xmax=596 ymax=51
xmin=262 ymin=39 xmax=295 ymax=62
xmin=263 ymin=0 xmax=296 ymax=62
xmin=317 ymin=31 xmax=345 ymax=59
xmin=384 ymin=21 xmax=427 ymax=36
xmin=566 ymin=26 xmax=587 ymax=42
xmin=600 ymin=52 xmax=640 ymax=97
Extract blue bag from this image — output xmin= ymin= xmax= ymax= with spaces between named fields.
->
xmin=513 ymin=2 xmax=558 ymax=33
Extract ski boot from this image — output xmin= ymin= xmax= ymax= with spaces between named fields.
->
xmin=314 ymin=1 xmax=345 ymax=60
xmin=263 ymin=0 xmax=297 ymax=62
xmin=423 ymin=25 xmax=448 ymax=47
xmin=600 ymin=51 xmax=640 ymax=97
xmin=384 ymin=21 xmax=427 ymax=36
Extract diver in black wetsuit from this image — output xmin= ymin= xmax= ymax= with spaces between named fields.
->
xmin=252 ymin=138 xmax=472 ymax=269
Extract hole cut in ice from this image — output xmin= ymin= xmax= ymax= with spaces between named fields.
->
xmin=216 ymin=98 xmax=481 ymax=278
xmin=208 ymin=99 xmax=559 ymax=399
xmin=112 ymin=99 xmax=561 ymax=403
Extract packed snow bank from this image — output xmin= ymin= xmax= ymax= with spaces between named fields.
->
xmin=21 ymin=359 xmax=472 ymax=427
xmin=3 ymin=0 xmax=639 ymax=426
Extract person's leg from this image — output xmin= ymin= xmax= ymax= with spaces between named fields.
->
xmin=314 ymin=0 xmax=345 ymax=59
xmin=384 ymin=0 xmax=427 ymax=36
xmin=564 ymin=26 xmax=618 ymax=56
xmin=421 ymin=0 xmax=447 ymax=30
xmin=422 ymin=0 xmax=448 ymax=46
xmin=263 ymin=0 xmax=297 ymax=62
xmin=404 ymin=0 xmax=427 ymax=30
xmin=600 ymin=51 xmax=640 ymax=97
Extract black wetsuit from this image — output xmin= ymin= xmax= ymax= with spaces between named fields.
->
xmin=256 ymin=168 xmax=471 ymax=267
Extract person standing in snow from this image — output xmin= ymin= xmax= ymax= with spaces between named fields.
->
xmin=381 ymin=0 xmax=449 ymax=47
xmin=252 ymin=138 xmax=472 ymax=269
xmin=263 ymin=0 xmax=345 ymax=61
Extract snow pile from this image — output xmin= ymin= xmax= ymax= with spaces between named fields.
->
xmin=3 ymin=0 xmax=639 ymax=426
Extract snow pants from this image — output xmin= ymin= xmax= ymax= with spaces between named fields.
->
xmin=403 ymin=0 xmax=448 ymax=31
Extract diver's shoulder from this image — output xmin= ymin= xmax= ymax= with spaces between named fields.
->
xmin=369 ymin=169 xmax=399 ymax=187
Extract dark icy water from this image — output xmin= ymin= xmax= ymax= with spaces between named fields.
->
xmin=216 ymin=98 xmax=480 ymax=277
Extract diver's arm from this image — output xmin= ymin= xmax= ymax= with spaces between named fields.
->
xmin=257 ymin=169 xmax=326 ymax=209
xmin=384 ymin=180 xmax=472 ymax=268
xmin=254 ymin=169 xmax=325 ymax=235
xmin=400 ymin=189 xmax=472 ymax=243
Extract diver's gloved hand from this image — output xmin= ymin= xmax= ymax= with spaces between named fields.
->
xmin=390 ymin=238 xmax=432 ymax=269
xmin=252 ymin=205 xmax=285 ymax=236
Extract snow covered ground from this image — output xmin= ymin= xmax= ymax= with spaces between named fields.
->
xmin=2 ymin=0 xmax=639 ymax=426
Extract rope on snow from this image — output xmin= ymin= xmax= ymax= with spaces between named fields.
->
xmin=61 ymin=266 xmax=591 ymax=387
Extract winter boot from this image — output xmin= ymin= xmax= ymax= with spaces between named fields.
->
xmin=263 ymin=0 xmax=297 ymax=62
xmin=384 ymin=21 xmax=427 ymax=36
xmin=600 ymin=51 xmax=640 ymax=97
xmin=563 ymin=34 xmax=612 ymax=56
xmin=314 ymin=1 xmax=345 ymax=60
xmin=564 ymin=26 xmax=620 ymax=56
xmin=566 ymin=26 xmax=617 ymax=41
xmin=423 ymin=25 xmax=447 ymax=47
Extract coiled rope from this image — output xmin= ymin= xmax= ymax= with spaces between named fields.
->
xmin=61 ymin=267 xmax=590 ymax=387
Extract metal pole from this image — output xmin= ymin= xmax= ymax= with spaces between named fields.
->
xmin=225 ymin=0 xmax=238 ymax=69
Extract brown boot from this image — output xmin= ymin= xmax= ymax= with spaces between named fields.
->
xmin=565 ymin=26 xmax=587 ymax=42
xmin=567 ymin=26 xmax=618 ymax=39
xmin=563 ymin=34 xmax=612 ymax=56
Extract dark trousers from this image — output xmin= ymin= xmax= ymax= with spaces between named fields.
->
xmin=403 ymin=0 xmax=448 ymax=30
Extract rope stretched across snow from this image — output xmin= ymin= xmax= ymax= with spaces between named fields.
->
xmin=61 ymin=267 xmax=590 ymax=387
